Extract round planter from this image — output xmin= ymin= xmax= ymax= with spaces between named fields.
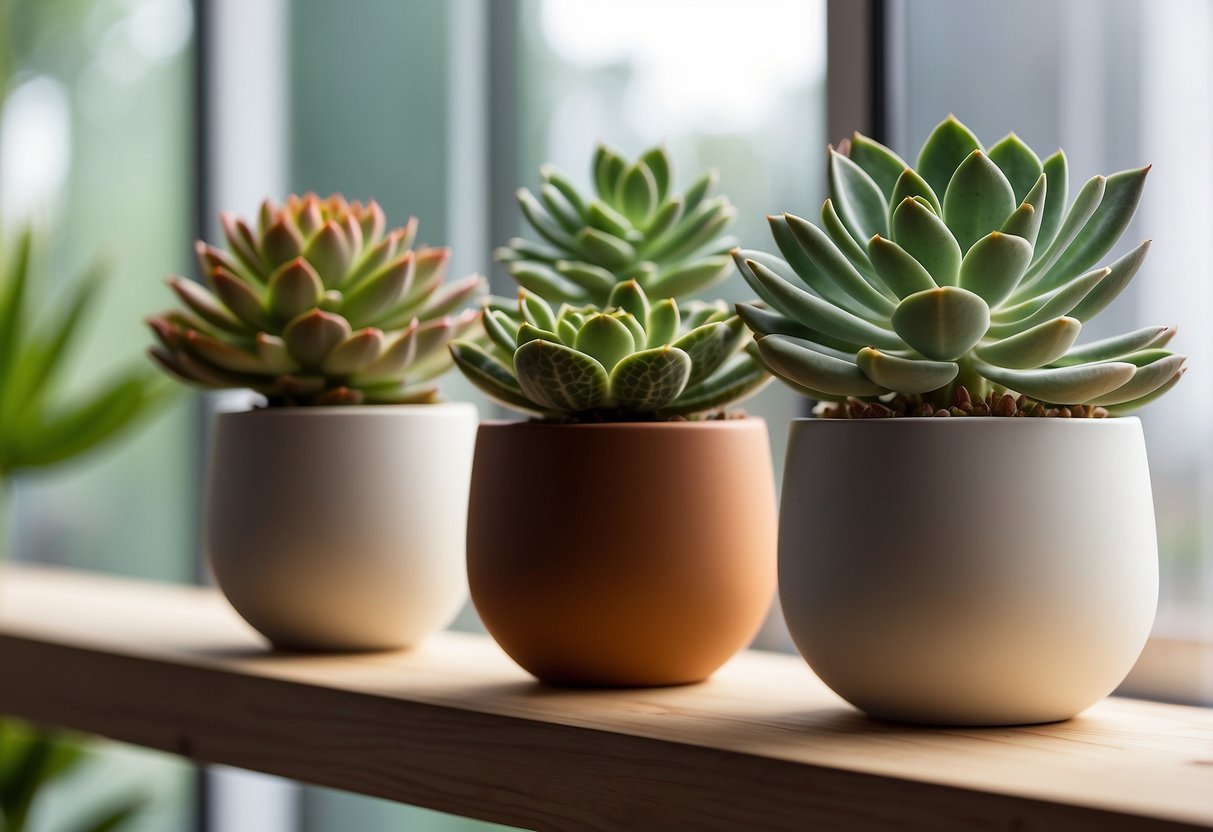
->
xmin=779 ymin=417 xmax=1158 ymax=725
xmin=205 ymin=403 xmax=477 ymax=651
xmin=468 ymin=419 xmax=777 ymax=687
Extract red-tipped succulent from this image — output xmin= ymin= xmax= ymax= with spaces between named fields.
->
xmin=148 ymin=193 xmax=485 ymax=405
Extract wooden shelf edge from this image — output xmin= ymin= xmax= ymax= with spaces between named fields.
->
xmin=2 ymin=565 xmax=1211 ymax=832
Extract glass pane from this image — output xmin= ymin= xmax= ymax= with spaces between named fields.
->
xmin=894 ymin=0 xmax=1213 ymax=640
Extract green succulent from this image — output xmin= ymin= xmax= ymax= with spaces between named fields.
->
xmin=736 ymin=115 xmax=1186 ymax=415
xmin=148 ymin=193 xmax=485 ymax=406
xmin=496 ymin=144 xmax=738 ymax=305
xmin=449 ymin=281 xmax=770 ymax=420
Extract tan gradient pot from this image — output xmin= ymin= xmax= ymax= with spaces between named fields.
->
xmin=468 ymin=419 xmax=778 ymax=686
xmin=205 ymin=403 xmax=477 ymax=651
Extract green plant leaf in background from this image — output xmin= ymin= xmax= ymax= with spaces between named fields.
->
xmin=0 ymin=227 xmax=168 ymax=832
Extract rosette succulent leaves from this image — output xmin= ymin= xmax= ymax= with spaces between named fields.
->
xmin=449 ymin=281 xmax=770 ymax=419
xmin=736 ymin=115 xmax=1185 ymax=414
xmin=148 ymin=194 xmax=485 ymax=405
xmin=497 ymin=145 xmax=738 ymax=305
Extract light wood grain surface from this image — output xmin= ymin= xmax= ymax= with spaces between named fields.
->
xmin=1 ymin=564 xmax=1210 ymax=831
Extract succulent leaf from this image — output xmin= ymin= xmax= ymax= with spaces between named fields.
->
xmin=1035 ymin=149 xmax=1070 ymax=257
xmin=609 ymin=346 xmax=691 ymax=410
xmin=856 ymin=347 xmax=958 ymax=394
xmin=867 ymin=235 xmax=938 ymax=299
xmin=891 ymin=287 xmax=990 ymax=361
xmin=828 ymin=148 xmax=889 ymax=244
xmin=958 ymin=231 xmax=1033 ymax=306
xmin=574 ymin=313 xmax=635 ymax=371
xmin=916 ymin=114 xmax=983 ymax=202
xmin=891 ymin=196 xmax=962 ymax=286
xmin=756 ymin=334 xmax=884 ymax=397
xmin=514 ymin=339 xmax=612 ymax=412
xmin=977 ymin=360 xmax=1135 ymax=404
xmin=987 ymin=133 xmax=1043 ymax=204
xmin=847 ymin=132 xmax=908 ymax=199
xmin=942 ymin=150 xmax=1017 ymax=253
xmin=974 ymin=317 xmax=1081 ymax=369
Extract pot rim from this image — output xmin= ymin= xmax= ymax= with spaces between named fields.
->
xmin=789 ymin=415 xmax=1141 ymax=427
xmin=477 ymin=416 xmax=766 ymax=431
xmin=214 ymin=401 xmax=478 ymax=419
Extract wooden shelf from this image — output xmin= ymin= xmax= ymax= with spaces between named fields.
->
xmin=1 ymin=565 xmax=1211 ymax=831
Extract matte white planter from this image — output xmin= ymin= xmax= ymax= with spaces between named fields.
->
xmin=205 ymin=403 xmax=477 ymax=651
xmin=779 ymin=417 xmax=1158 ymax=725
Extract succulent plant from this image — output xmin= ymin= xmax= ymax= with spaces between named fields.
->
xmin=449 ymin=280 xmax=769 ymax=420
xmin=496 ymin=145 xmax=738 ymax=305
xmin=735 ymin=115 xmax=1186 ymax=416
xmin=148 ymin=194 xmax=485 ymax=406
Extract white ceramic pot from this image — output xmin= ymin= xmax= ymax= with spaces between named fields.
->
xmin=205 ymin=403 xmax=477 ymax=651
xmin=779 ymin=417 xmax=1158 ymax=725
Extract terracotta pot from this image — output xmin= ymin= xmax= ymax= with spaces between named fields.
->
xmin=468 ymin=419 xmax=777 ymax=686
xmin=205 ymin=403 xmax=477 ymax=651
xmin=779 ymin=417 xmax=1158 ymax=725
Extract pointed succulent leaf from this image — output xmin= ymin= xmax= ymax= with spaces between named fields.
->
xmin=891 ymin=286 xmax=990 ymax=361
xmin=520 ymin=291 xmax=557 ymax=331
xmin=304 ymin=221 xmax=352 ymax=288
xmin=616 ymin=160 xmax=659 ymax=225
xmin=1000 ymin=174 xmax=1046 ymax=246
xmin=640 ymin=146 xmax=672 ymax=202
xmin=916 ymin=115 xmax=983 ymax=202
xmin=607 ymin=279 xmax=650 ymax=323
xmin=867 ymin=235 xmax=938 ymax=299
xmin=184 ymin=331 xmax=266 ymax=374
xmin=1104 ymin=367 xmax=1186 ymax=415
xmin=1068 ymin=239 xmax=1151 ymax=322
xmin=643 ymin=195 xmax=684 ymax=239
xmin=1051 ymin=325 xmax=1175 ymax=367
xmin=672 ymin=320 xmax=740 ymax=385
xmin=577 ymin=227 xmax=636 ymax=270
xmin=343 ymin=252 xmax=413 ymax=327
xmin=784 ymin=213 xmax=896 ymax=316
xmin=987 ymin=133 xmax=1043 ymax=203
xmin=574 ymin=313 xmax=635 ymax=371
xmin=847 ymin=132 xmax=908 ymax=199
xmin=260 ymin=217 xmax=305 ymax=269
xmin=541 ymin=164 xmax=588 ymax=217
xmin=1035 ymin=149 xmax=1069 ymax=256
xmin=1089 ymin=354 xmax=1186 ymax=406
xmin=662 ymin=354 xmax=771 ymax=415
xmin=943 ymin=150 xmax=1017 ymax=253
xmin=976 ymin=360 xmax=1135 ymax=404
xmin=513 ymin=339 xmax=611 ymax=412
xmin=554 ymin=260 xmax=617 ymax=300
xmin=609 ymin=346 xmax=692 ymax=410
xmin=646 ymin=254 xmax=731 ymax=298
xmin=820 ymin=200 xmax=876 ymax=275
xmin=644 ymin=196 xmax=731 ymax=260
xmin=168 ymin=277 xmax=243 ymax=332
xmin=889 ymin=167 xmax=942 ymax=217
xmin=989 ymin=267 xmax=1107 ymax=337
xmin=585 ymin=198 xmax=633 ymax=239
xmin=416 ymin=274 xmax=486 ymax=319
xmin=646 ymin=298 xmax=680 ymax=347
xmin=891 ymin=196 xmax=963 ymax=286
xmin=517 ymin=321 xmax=559 ymax=346
xmin=976 ymin=317 xmax=1081 ymax=369
xmin=593 ymin=144 xmax=626 ymax=202
xmin=255 ymin=333 xmax=300 ymax=373
xmin=539 ymin=184 xmax=584 ymax=233
xmin=449 ymin=340 xmax=544 ymax=413
xmin=743 ymin=259 xmax=904 ymax=349
xmin=510 ymin=263 xmax=584 ymax=304
xmin=355 ymin=320 xmax=419 ymax=380
xmin=828 ymin=147 xmax=889 ymax=243
xmin=267 ymin=258 xmax=324 ymax=320
xmin=211 ymin=267 xmax=270 ymax=329
xmin=1036 ymin=166 xmax=1150 ymax=290
xmin=756 ymin=334 xmax=885 ymax=397
xmin=856 ymin=347 xmax=958 ymax=394
xmin=734 ymin=302 xmax=859 ymax=351
xmin=323 ymin=328 xmax=386 ymax=375
xmin=220 ymin=213 xmax=267 ymax=275
xmin=282 ymin=309 xmax=352 ymax=367
xmin=1019 ymin=174 xmax=1106 ymax=289
xmin=958 ymin=231 xmax=1033 ymax=306
xmin=517 ymin=188 xmax=581 ymax=252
